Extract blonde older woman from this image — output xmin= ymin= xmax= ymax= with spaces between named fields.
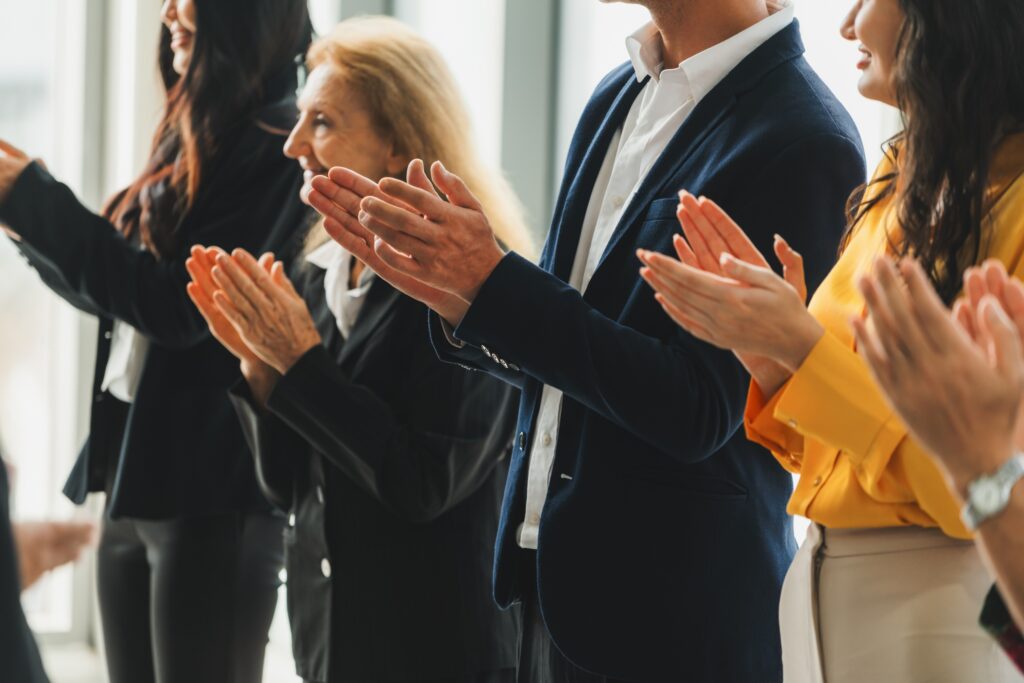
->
xmin=187 ymin=17 xmax=534 ymax=683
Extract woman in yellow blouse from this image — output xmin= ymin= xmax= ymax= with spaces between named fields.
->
xmin=637 ymin=0 xmax=1024 ymax=681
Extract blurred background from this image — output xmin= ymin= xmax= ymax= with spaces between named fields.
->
xmin=0 ymin=1 xmax=897 ymax=681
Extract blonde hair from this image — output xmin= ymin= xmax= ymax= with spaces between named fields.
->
xmin=305 ymin=16 xmax=535 ymax=258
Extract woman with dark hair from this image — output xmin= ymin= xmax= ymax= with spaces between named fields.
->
xmin=0 ymin=1 xmax=312 ymax=681
xmin=637 ymin=0 xmax=1024 ymax=680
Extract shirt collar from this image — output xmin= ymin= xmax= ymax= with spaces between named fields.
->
xmin=626 ymin=0 xmax=795 ymax=99
xmin=306 ymin=238 xmax=374 ymax=292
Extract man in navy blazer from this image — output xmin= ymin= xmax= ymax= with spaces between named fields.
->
xmin=309 ymin=1 xmax=865 ymax=680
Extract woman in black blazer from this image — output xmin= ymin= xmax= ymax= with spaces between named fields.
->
xmin=185 ymin=17 xmax=534 ymax=683
xmin=0 ymin=2 xmax=312 ymax=681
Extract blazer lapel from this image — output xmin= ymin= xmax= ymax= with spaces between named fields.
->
xmin=337 ymin=278 xmax=402 ymax=366
xmin=585 ymin=21 xmax=808 ymax=297
xmin=543 ymin=74 xmax=646 ymax=281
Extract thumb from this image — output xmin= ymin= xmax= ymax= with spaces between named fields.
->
xmin=773 ymin=234 xmax=807 ymax=301
xmin=406 ymin=159 xmax=437 ymax=197
xmin=431 ymin=161 xmax=482 ymax=211
xmin=721 ymin=253 xmax=779 ymax=289
xmin=270 ymin=261 xmax=300 ymax=297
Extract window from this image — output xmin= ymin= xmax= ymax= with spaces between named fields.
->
xmin=0 ymin=0 xmax=94 ymax=639
xmin=393 ymin=0 xmax=508 ymax=168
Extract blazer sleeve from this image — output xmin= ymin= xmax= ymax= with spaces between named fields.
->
xmin=7 ymin=238 xmax=102 ymax=317
xmin=228 ymin=381 xmax=308 ymax=512
xmin=0 ymin=126 xmax=300 ymax=349
xmin=446 ymin=133 xmax=865 ymax=463
xmin=264 ymin=340 xmax=516 ymax=524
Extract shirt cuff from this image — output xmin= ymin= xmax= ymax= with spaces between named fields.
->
xmin=745 ymin=379 xmax=805 ymax=473
xmin=772 ymin=331 xmax=906 ymax=467
xmin=439 ymin=318 xmax=466 ymax=349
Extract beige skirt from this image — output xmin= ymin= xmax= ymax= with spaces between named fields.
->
xmin=780 ymin=523 xmax=1023 ymax=683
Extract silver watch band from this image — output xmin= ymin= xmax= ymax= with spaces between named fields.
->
xmin=961 ymin=453 xmax=1024 ymax=531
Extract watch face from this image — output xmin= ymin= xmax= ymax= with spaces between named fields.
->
xmin=975 ymin=480 xmax=1004 ymax=514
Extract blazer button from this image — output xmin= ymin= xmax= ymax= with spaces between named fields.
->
xmin=103 ymin=330 xmax=113 ymax=340
xmin=288 ymin=513 xmax=296 ymax=527
xmin=316 ymin=486 xmax=325 ymax=504
xmin=278 ymin=568 xmax=288 ymax=584
xmin=94 ymin=394 xmax=104 ymax=404
xmin=321 ymin=558 xmax=332 ymax=578
xmin=518 ymin=432 xmax=525 ymax=450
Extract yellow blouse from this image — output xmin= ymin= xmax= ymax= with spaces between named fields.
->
xmin=746 ymin=133 xmax=1024 ymax=540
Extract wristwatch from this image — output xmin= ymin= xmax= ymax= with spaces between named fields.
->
xmin=961 ymin=452 xmax=1024 ymax=531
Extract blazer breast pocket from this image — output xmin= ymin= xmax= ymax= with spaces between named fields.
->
xmin=636 ymin=198 xmax=681 ymax=252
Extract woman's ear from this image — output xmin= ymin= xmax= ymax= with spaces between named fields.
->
xmin=385 ymin=142 xmax=409 ymax=178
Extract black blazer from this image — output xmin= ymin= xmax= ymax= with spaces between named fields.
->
xmin=0 ymin=81 xmax=308 ymax=519
xmin=230 ymin=256 xmax=519 ymax=683
xmin=431 ymin=22 xmax=866 ymax=682
xmin=0 ymin=459 xmax=49 ymax=683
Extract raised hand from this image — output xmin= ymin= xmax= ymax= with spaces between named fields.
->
xmin=641 ymin=192 xmax=816 ymax=396
xmin=308 ymin=160 xmax=471 ymax=325
xmin=13 ymin=519 xmax=96 ymax=590
xmin=0 ymin=140 xmax=32 ymax=235
xmin=852 ymin=258 xmax=1024 ymax=495
xmin=208 ymin=249 xmax=322 ymax=375
xmin=318 ymin=160 xmax=504 ymax=308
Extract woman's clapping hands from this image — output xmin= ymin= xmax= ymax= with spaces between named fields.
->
xmin=186 ymin=246 xmax=323 ymax=404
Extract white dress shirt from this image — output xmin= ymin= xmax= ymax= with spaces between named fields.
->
xmin=516 ymin=2 xmax=795 ymax=550
xmin=101 ymin=322 xmax=150 ymax=403
xmin=306 ymin=239 xmax=375 ymax=339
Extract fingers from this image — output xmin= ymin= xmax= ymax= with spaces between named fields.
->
xmin=231 ymin=249 xmax=284 ymax=302
xmin=1003 ymin=277 xmax=1024 ymax=338
xmin=357 ymin=202 xmax=432 ymax=256
xmin=211 ymin=253 xmax=271 ymax=321
xmin=373 ymin=237 xmax=429 ymax=279
xmin=270 ymin=261 xmax=301 ymax=298
xmin=325 ymin=166 xmax=379 ymax=201
xmin=430 ymin=161 xmax=483 ymax=211
xmin=671 ymin=234 xmax=699 ymax=268
xmin=851 ymin=314 xmax=895 ymax=390
xmin=979 ymin=295 xmax=1024 ymax=381
xmin=719 ymin=254 xmax=783 ymax=290
xmin=899 ymin=259 xmax=969 ymax=352
xmin=872 ymin=258 xmax=931 ymax=354
xmin=858 ymin=263 xmax=911 ymax=371
xmin=639 ymin=249 xmax=734 ymax=303
xmin=0 ymin=139 xmax=28 ymax=159
xmin=697 ymin=196 xmax=769 ymax=267
xmin=323 ymin=215 xmax=377 ymax=263
xmin=773 ymin=235 xmax=807 ymax=302
xmin=954 ymin=299 xmax=979 ymax=343
xmin=379 ymin=175 xmax=449 ymax=221
xmin=653 ymin=292 xmax=716 ymax=344
xmin=677 ymin=192 xmax=725 ymax=274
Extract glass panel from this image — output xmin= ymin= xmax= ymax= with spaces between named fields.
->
xmin=0 ymin=0 xmax=86 ymax=635
xmin=393 ymin=0 xmax=508 ymax=168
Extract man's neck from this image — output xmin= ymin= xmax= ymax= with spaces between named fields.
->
xmin=647 ymin=0 xmax=771 ymax=69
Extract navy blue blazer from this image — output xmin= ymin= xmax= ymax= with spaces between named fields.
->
xmin=430 ymin=22 xmax=865 ymax=682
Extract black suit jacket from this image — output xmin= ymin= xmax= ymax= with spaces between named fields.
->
xmin=230 ymin=257 xmax=519 ymax=683
xmin=430 ymin=23 xmax=866 ymax=681
xmin=0 ymin=459 xmax=49 ymax=683
xmin=0 ymin=81 xmax=308 ymax=519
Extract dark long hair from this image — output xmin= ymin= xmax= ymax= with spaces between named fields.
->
xmin=844 ymin=0 xmax=1024 ymax=303
xmin=106 ymin=0 xmax=312 ymax=258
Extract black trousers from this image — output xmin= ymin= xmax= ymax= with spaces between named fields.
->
xmin=97 ymin=511 xmax=284 ymax=683
xmin=517 ymin=555 xmax=624 ymax=683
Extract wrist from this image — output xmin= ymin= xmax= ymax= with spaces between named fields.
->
xmin=779 ymin=316 xmax=824 ymax=372
xmin=945 ymin=444 xmax=1017 ymax=502
xmin=273 ymin=338 xmax=321 ymax=376
xmin=241 ymin=359 xmax=280 ymax=408
xmin=461 ymin=247 xmax=504 ymax=303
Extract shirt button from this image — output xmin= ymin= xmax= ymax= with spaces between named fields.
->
xmin=518 ymin=432 xmax=526 ymax=450
xmin=103 ymin=330 xmax=113 ymax=340
xmin=813 ymin=476 xmax=823 ymax=487
xmin=321 ymin=558 xmax=332 ymax=578
xmin=278 ymin=568 xmax=288 ymax=584
xmin=542 ymin=432 xmax=553 ymax=447
xmin=288 ymin=513 xmax=296 ymax=527
xmin=316 ymin=486 xmax=325 ymax=504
